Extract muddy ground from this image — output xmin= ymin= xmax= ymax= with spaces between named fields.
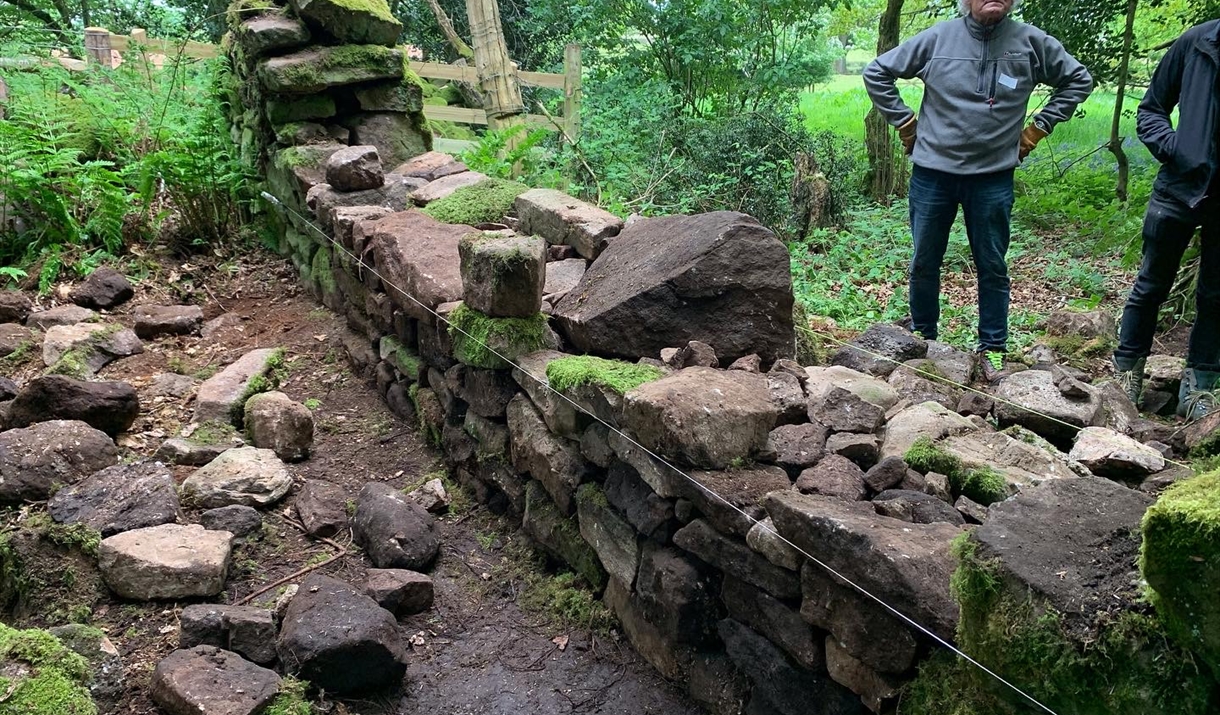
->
xmin=1 ymin=250 xmax=699 ymax=715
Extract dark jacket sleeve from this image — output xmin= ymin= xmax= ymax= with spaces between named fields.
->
xmin=863 ymin=28 xmax=938 ymax=127
xmin=1031 ymin=34 xmax=1093 ymax=130
xmin=1137 ymin=36 xmax=1186 ymax=164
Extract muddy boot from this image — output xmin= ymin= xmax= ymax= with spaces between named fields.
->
xmin=1112 ymin=356 xmax=1146 ymax=407
xmin=1178 ymin=368 xmax=1220 ymax=421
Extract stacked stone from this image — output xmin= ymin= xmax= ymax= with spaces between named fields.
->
xmin=221 ymin=0 xmax=431 ymax=297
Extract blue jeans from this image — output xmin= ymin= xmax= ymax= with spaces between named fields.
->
xmin=908 ymin=165 xmax=1015 ymax=352
xmin=1115 ymin=189 xmax=1220 ymax=371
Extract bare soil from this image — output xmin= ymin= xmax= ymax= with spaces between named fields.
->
xmin=1 ymin=249 xmax=697 ymax=715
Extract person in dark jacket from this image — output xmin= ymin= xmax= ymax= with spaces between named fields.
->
xmin=863 ymin=0 xmax=1092 ymax=382
xmin=1113 ymin=19 xmax=1220 ymax=420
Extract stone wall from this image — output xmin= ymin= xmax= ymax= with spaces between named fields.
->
xmin=226 ymin=5 xmax=1220 ymax=709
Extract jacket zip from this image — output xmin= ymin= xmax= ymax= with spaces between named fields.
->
xmin=977 ymin=34 xmax=989 ymax=94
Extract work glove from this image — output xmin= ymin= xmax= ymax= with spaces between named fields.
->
xmin=1019 ymin=123 xmax=1049 ymax=162
xmin=897 ymin=117 xmax=917 ymax=156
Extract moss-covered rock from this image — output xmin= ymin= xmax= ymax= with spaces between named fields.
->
xmin=353 ymin=77 xmax=424 ymax=112
xmin=422 ymin=178 xmax=529 ymax=227
xmin=457 ymin=232 xmax=545 ymax=318
xmin=1141 ymin=470 xmax=1220 ymax=677
xmin=0 ymin=623 xmax=97 ymax=714
xmin=266 ymin=94 xmax=336 ymax=124
xmin=448 ymin=304 xmax=558 ymax=370
xmin=905 ymin=481 xmax=1217 ymax=715
xmin=904 ymin=436 xmax=1008 ymax=506
xmin=522 ymin=480 xmax=607 ymax=591
xmin=310 ymin=244 xmax=336 ymax=301
xmin=291 ymin=0 xmax=402 ymax=46
xmin=547 ymin=356 xmax=665 ymax=395
xmin=258 ymin=45 xmax=403 ymax=94
xmin=380 ymin=336 xmax=423 ymax=381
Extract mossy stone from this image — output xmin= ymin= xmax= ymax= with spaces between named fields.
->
xmin=266 ymin=94 xmax=336 ymax=124
xmin=422 ymin=178 xmax=530 ymax=227
xmin=291 ymin=0 xmax=402 ymax=46
xmin=448 ymin=304 xmax=557 ymax=370
xmin=380 ymin=337 xmax=423 ymax=381
xmin=1141 ymin=469 xmax=1220 ymax=678
xmin=522 ymin=480 xmax=607 ymax=591
xmin=457 ymin=232 xmax=545 ymax=318
xmin=258 ymin=45 xmax=404 ymax=95
xmin=353 ymin=78 xmax=424 ymax=113
xmin=546 ymin=356 xmax=665 ymax=396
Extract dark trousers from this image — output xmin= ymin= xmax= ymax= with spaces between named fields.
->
xmin=908 ymin=165 xmax=1015 ymax=351
xmin=1115 ymin=189 xmax=1220 ymax=371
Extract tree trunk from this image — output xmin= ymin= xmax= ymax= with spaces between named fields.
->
xmin=834 ymin=33 xmax=849 ymax=74
xmin=1109 ymin=0 xmax=1139 ymax=202
xmin=466 ymin=0 xmax=526 ymax=166
xmin=865 ymin=0 xmax=906 ymax=202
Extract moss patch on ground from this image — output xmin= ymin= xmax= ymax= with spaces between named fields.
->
xmin=422 ymin=178 xmax=529 ymax=226
xmin=449 ymin=304 xmax=552 ymax=370
xmin=903 ymin=532 xmax=1218 ymax=715
xmin=264 ymin=676 xmax=313 ymax=715
xmin=546 ymin=356 xmax=664 ymax=395
xmin=0 ymin=623 xmax=97 ymax=714
xmin=1140 ymin=469 xmax=1220 ymax=676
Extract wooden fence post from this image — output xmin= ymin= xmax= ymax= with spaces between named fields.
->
xmin=465 ymin=0 xmax=526 ymax=153
xmin=0 ymin=75 xmax=7 ymax=119
xmin=84 ymin=27 xmax=115 ymax=68
xmin=563 ymin=44 xmax=582 ymax=145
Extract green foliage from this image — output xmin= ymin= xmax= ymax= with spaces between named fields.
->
xmin=546 ymin=356 xmax=664 ymax=395
xmin=25 ymin=513 xmax=101 ymax=558
xmin=519 ymin=570 xmax=616 ymax=635
xmin=448 ymin=304 xmax=551 ymax=370
xmin=190 ymin=420 xmax=241 ymax=446
xmin=905 ymin=437 xmax=1008 ymax=505
xmin=0 ymin=54 xmax=252 ymax=286
xmin=421 ymin=178 xmax=530 ymax=225
xmin=0 ymin=624 xmax=96 ymax=715
xmin=459 ymin=125 xmax=554 ymax=181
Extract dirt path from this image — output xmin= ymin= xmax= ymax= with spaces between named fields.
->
xmin=5 ymin=251 xmax=696 ymax=715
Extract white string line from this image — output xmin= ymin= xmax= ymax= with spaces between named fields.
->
xmin=795 ymin=324 xmax=1194 ymax=471
xmin=261 ymin=190 xmax=1062 ymax=715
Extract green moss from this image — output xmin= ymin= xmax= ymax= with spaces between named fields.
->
xmin=449 ymin=304 xmax=552 ymax=370
xmin=265 ymin=676 xmax=313 ymax=715
xmin=226 ymin=0 xmax=277 ymax=28
xmin=311 ymin=244 xmax=336 ymax=296
xmin=380 ymin=336 xmax=423 ymax=381
xmin=25 ymin=513 xmax=101 ymax=559
xmin=0 ymin=624 xmax=96 ymax=715
xmin=422 ymin=178 xmax=529 ymax=226
xmin=1140 ymin=470 xmax=1220 ymax=675
xmin=45 ymin=348 xmax=91 ymax=379
xmin=1045 ymin=334 xmax=1117 ymax=367
xmin=954 ymin=466 xmax=1010 ymax=507
xmin=191 ymin=420 xmax=241 ymax=446
xmin=330 ymin=0 xmax=396 ymax=22
xmin=546 ymin=356 xmax=664 ymax=395
xmin=0 ymin=532 xmax=29 ymax=609
xmin=232 ymin=348 xmax=287 ymax=424
xmin=904 ymin=531 xmax=1218 ymax=715
xmin=905 ymin=436 xmax=964 ymax=478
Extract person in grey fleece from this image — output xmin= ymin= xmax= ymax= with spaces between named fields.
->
xmin=863 ymin=0 xmax=1093 ymax=381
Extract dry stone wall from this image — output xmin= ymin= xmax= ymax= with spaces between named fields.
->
xmin=228 ymin=11 xmax=1220 ymax=705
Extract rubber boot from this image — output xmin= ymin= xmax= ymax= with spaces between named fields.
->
xmin=1112 ymin=356 xmax=1146 ymax=408
xmin=1178 ymin=368 xmax=1220 ymax=420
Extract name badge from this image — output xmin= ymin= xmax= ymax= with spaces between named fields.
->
xmin=997 ymin=73 xmax=1018 ymax=89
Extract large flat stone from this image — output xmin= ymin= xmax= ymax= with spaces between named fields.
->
xmin=8 ymin=376 xmax=139 ymax=437
xmin=508 ymin=394 xmax=590 ymax=515
xmin=879 ymin=400 xmax=978 ymax=460
xmin=1069 ymin=426 xmax=1164 ymax=481
xmin=181 ymin=447 xmax=293 ymax=509
xmin=42 ymin=322 xmax=143 ymax=374
xmin=48 ymin=461 xmax=178 ymax=536
xmin=722 ymin=577 xmax=823 ymax=672
xmin=0 ymin=419 xmax=117 ymax=503
xmin=99 ymin=524 xmax=233 ymax=600
xmin=766 ymin=491 xmax=962 ymax=640
xmin=939 ymin=430 xmax=1079 ymax=491
xmin=576 ymin=483 xmax=640 ymax=588
xmin=674 ymin=519 xmax=799 ymax=599
xmin=151 ymin=646 xmax=279 ymax=715
xmin=622 ymin=367 xmax=777 ymax=470
xmin=554 ymin=211 xmax=795 ymax=363
xmin=522 ymin=480 xmax=606 ymax=590
xmin=800 ymin=562 xmax=918 ymax=674
xmin=994 ymin=369 xmax=1104 ymax=445
xmin=679 ymin=464 xmax=792 ymax=538
xmin=349 ymin=113 xmax=431 ymax=167
xmin=258 ymin=45 xmax=404 ymax=94
xmin=291 ymin=0 xmax=401 ymax=45
xmin=515 ymin=188 xmax=623 ymax=260
xmin=370 ymin=211 xmax=468 ymax=321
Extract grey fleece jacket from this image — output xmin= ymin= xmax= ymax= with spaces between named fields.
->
xmin=863 ymin=15 xmax=1094 ymax=175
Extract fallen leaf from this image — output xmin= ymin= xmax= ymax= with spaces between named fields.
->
xmin=552 ymin=635 xmax=569 ymax=651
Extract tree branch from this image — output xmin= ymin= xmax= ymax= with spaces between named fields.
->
xmin=424 ymin=0 xmax=474 ymax=60
xmin=0 ymin=0 xmax=67 ymax=33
